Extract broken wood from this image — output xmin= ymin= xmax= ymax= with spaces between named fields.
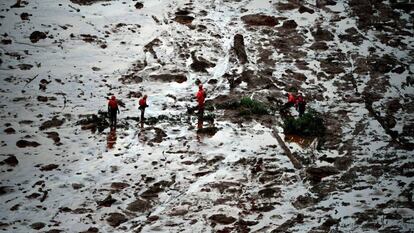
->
xmin=272 ymin=127 xmax=303 ymax=169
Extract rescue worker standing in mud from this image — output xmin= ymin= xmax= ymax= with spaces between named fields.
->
xmin=139 ymin=95 xmax=149 ymax=122
xmin=281 ymin=92 xmax=296 ymax=113
xmin=108 ymin=96 xmax=120 ymax=127
xmin=196 ymin=84 xmax=206 ymax=117
xmin=295 ymin=92 xmax=306 ymax=117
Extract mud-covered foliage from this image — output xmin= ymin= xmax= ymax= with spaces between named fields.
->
xmin=216 ymin=97 xmax=269 ymax=116
xmin=283 ymin=110 xmax=325 ymax=137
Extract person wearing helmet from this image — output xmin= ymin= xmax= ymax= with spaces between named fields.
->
xmin=108 ymin=96 xmax=120 ymax=127
xmin=196 ymin=84 xmax=206 ymax=116
xmin=138 ymin=95 xmax=149 ymax=122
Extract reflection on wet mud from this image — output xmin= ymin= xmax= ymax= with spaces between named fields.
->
xmin=106 ymin=127 xmax=117 ymax=149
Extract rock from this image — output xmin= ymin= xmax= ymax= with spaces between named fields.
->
xmin=106 ymin=213 xmax=127 ymax=227
xmin=40 ymin=117 xmax=65 ymax=130
xmin=16 ymin=140 xmax=40 ymax=148
xmin=31 ymin=222 xmax=45 ymax=230
xmin=306 ymin=166 xmax=339 ymax=182
xmin=233 ymin=34 xmax=248 ymax=64
xmin=80 ymin=227 xmax=99 ymax=233
xmin=241 ymin=14 xmax=278 ymax=26
xmin=209 ymin=214 xmax=237 ymax=225
xmin=281 ymin=20 xmax=298 ymax=30
xmin=126 ymin=198 xmax=152 ymax=212
xmin=292 ymin=194 xmax=318 ymax=209
xmin=46 ymin=132 xmax=61 ymax=144
xmin=312 ymin=27 xmax=334 ymax=41
xmin=310 ymin=41 xmax=328 ymax=50
xmin=70 ymin=0 xmax=110 ymax=5
xmin=18 ymin=64 xmax=33 ymax=70
xmin=149 ymin=74 xmax=187 ymax=83
xmin=298 ymin=5 xmax=315 ymax=14
xmin=72 ymin=183 xmax=84 ymax=190
xmin=190 ymin=51 xmax=215 ymax=72
xmin=111 ymin=182 xmax=129 ymax=190
xmin=0 ymin=186 xmax=14 ymax=195
xmin=168 ymin=206 xmax=188 ymax=216
xmin=29 ymin=31 xmax=47 ymax=43
xmin=39 ymin=164 xmax=59 ymax=171
xmin=97 ymin=194 xmax=117 ymax=207
xmin=37 ymin=96 xmax=48 ymax=102
xmin=2 ymin=155 xmax=18 ymax=166
xmin=4 ymin=127 xmax=16 ymax=134
xmin=174 ymin=15 xmax=194 ymax=25
xmin=134 ymin=2 xmax=143 ymax=9
xmin=20 ymin=12 xmax=30 ymax=20
xmin=258 ymin=188 xmax=281 ymax=198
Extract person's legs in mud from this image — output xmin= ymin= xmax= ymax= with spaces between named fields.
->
xmin=298 ymin=103 xmax=305 ymax=117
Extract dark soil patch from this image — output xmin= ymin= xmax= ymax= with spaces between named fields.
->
xmin=30 ymin=31 xmax=47 ymax=43
xmin=16 ymin=140 xmax=40 ymax=148
xmin=127 ymin=198 xmax=152 ymax=212
xmin=106 ymin=213 xmax=127 ymax=227
xmin=39 ymin=164 xmax=59 ymax=171
xmin=40 ymin=116 xmax=65 ymax=130
xmin=241 ymin=14 xmax=278 ymax=26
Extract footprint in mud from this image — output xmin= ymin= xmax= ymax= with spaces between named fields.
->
xmin=106 ymin=128 xmax=117 ymax=149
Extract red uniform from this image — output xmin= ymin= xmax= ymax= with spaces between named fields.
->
xmin=108 ymin=96 xmax=119 ymax=127
xmin=288 ymin=93 xmax=296 ymax=103
xmin=196 ymin=85 xmax=206 ymax=115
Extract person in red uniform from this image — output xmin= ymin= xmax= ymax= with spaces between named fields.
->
xmin=108 ymin=96 xmax=120 ymax=127
xmin=196 ymin=84 xmax=206 ymax=116
xmin=295 ymin=92 xmax=306 ymax=117
xmin=282 ymin=92 xmax=296 ymax=113
xmin=138 ymin=95 xmax=148 ymax=121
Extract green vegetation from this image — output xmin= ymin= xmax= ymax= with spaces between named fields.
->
xmin=239 ymin=97 xmax=269 ymax=115
xmin=283 ymin=109 xmax=326 ymax=137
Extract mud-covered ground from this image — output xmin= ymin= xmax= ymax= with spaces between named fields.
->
xmin=0 ymin=0 xmax=413 ymax=232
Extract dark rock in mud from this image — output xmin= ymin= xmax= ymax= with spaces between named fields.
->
xmin=97 ymin=194 xmax=116 ymax=207
xmin=281 ymin=20 xmax=298 ymax=30
xmin=241 ymin=14 xmax=278 ymax=26
xmin=150 ymin=127 xmax=167 ymax=143
xmin=119 ymin=74 xmax=142 ymax=84
xmin=144 ymin=38 xmax=161 ymax=59
xmin=209 ymin=214 xmax=237 ymax=225
xmin=310 ymin=41 xmax=328 ymax=50
xmin=106 ymin=213 xmax=127 ymax=227
xmin=2 ymin=155 xmax=18 ymax=167
xmin=174 ymin=15 xmax=195 ymax=25
xmin=29 ymin=31 xmax=47 ymax=43
xmin=134 ymin=2 xmax=143 ymax=9
xmin=233 ymin=34 xmax=248 ymax=64
xmin=258 ymin=188 xmax=281 ymax=198
xmin=127 ymin=198 xmax=152 ymax=212
xmin=18 ymin=64 xmax=33 ymax=70
xmin=16 ymin=140 xmax=40 ymax=148
xmin=293 ymin=194 xmax=318 ymax=209
xmin=338 ymin=27 xmax=364 ymax=45
xmin=127 ymin=91 xmax=142 ymax=99
xmin=0 ymin=186 xmax=14 ymax=196
xmin=4 ymin=127 xmax=15 ymax=134
xmin=31 ymin=222 xmax=45 ymax=230
xmin=72 ymin=183 xmax=84 ymax=190
xmin=190 ymin=51 xmax=215 ymax=72
xmin=312 ymin=27 xmax=334 ymax=41
xmin=150 ymin=74 xmax=187 ymax=83
xmin=20 ymin=12 xmax=30 ymax=20
xmin=111 ymin=182 xmax=129 ymax=190
xmin=271 ymin=214 xmax=304 ymax=232
xmin=40 ymin=116 xmax=64 ymax=130
xmin=141 ymin=179 xmax=174 ymax=198
xmin=80 ymin=227 xmax=99 ymax=233
xmin=299 ymin=5 xmax=314 ymax=14
xmin=70 ymin=0 xmax=110 ymax=5
xmin=197 ymin=127 xmax=218 ymax=136
xmin=306 ymin=166 xmax=339 ymax=182
xmin=46 ymin=132 xmax=61 ymax=144
xmin=1 ymin=39 xmax=12 ymax=45
xmin=77 ymin=111 xmax=109 ymax=132
xmin=275 ymin=2 xmax=299 ymax=11
xmin=39 ymin=164 xmax=59 ymax=171
xmin=37 ymin=96 xmax=48 ymax=102
xmin=334 ymin=156 xmax=353 ymax=170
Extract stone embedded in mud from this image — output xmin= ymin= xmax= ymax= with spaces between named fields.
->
xmin=2 ymin=155 xmax=18 ymax=167
xmin=292 ymin=194 xmax=318 ymax=209
xmin=312 ymin=27 xmax=334 ymax=41
xmin=233 ymin=34 xmax=248 ymax=64
xmin=16 ymin=140 xmax=40 ymax=148
xmin=29 ymin=31 xmax=47 ymax=43
xmin=299 ymin=5 xmax=315 ymax=14
xmin=46 ymin=132 xmax=61 ymax=144
xmin=135 ymin=2 xmax=143 ymax=9
xmin=281 ymin=20 xmax=298 ymax=30
xmin=190 ymin=51 xmax=215 ymax=72
xmin=70 ymin=0 xmax=110 ymax=5
xmin=97 ymin=194 xmax=117 ymax=207
xmin=209 ymin=214 xmax=237 ymax=225
xmin=39 ymin=116 xmax=65 ymax=130
xmin=310 ymin=41 xmax=328 ymax=50
xmin=39 ymin=164 xmax=59 ymax=171
xmin=4 ymin=127 xmax=16 ymax=134
xmin=241 ymin=14 xmax=278 ymax=26
xmin=111 ymin=182 xmax=129 ymax=190
xmin=31 ymin=222 xmax=45 ymax=230
xmin=168 ymin=206 xmax=189 ymax=216
xmin=37 ymin=96 xmax=48 ymax=102
xmin=18 ymin=64 xmax=33 ymax=70
xmin=72 ymin=183 xmax=84 ymax=190
xmin=20 ymin=12 xmax=30 ymax=20
xmin=258 ymin=187 xmax=281 ymax=198
xmin=174 ymin=15 xmax=195 ymax=25
xmin=106 ymin=213 xmax=127 ymax=227
xmin=126 ymin=198 xmax=152 ymax=212
xmin=149 ymin=74 xmax=187 ymax=83
xmin=0 ymin=186 xmax=14 ymax=196
xmin=80 ymin=227 xmax=99 ymax=233
xmin=306 ymin=166 xmax=339 ymax=182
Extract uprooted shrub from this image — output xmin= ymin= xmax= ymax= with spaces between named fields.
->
xmin=283 ymin=109 xmax=326 ymax=137
xmin=239 ymin=97 xmax=269 ymax=115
